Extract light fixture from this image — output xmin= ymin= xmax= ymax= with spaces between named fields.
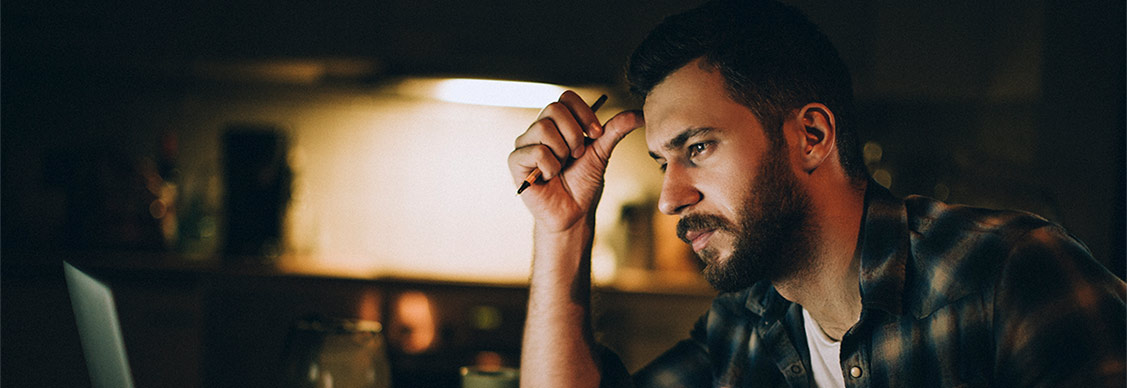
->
xmin=396 ymin=77 xmax=604 ymax=109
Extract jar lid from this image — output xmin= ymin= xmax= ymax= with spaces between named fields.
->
xmin=294 ymin=315 xmax=382 ymax=334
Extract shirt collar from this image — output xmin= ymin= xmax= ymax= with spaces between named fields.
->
xmin=744 ymin=280 xmax=778 ymax=317
xmin=855 ymin=181 xmax=910 ymax=316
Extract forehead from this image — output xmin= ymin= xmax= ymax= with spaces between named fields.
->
xmin=643 ymin=60 xmax=765 ymax=152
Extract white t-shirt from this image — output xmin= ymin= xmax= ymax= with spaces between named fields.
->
xmin=802 ymin=308 xmax=846 ymax=388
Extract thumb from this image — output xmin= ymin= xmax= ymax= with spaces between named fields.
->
xmin=590 ymin=110 xmax=645 ymax=163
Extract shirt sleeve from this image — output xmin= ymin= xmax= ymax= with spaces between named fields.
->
xmin=595 ymin=343 xmax=635 ymax=388
xmin=624 ymin=314 xmax=714 ymax=388
xmin=993 ymin=224 xmax=1127 ymax=387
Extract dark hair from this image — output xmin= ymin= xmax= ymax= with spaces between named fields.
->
xmin=627 ymin=0 xmax=866 ymax=185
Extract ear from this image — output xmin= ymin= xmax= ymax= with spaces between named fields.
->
xmin=796 ymin=103 xmax=837 ymax=173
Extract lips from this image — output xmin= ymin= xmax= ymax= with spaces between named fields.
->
xmin=677 ymin=213 xmax=728 ymax=253
xmin=684 ymin=229 xmax=716 ymax=252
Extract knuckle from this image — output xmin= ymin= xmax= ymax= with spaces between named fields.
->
xmin=543 ymin=102 xmax=567 ymax=117
xmin=530 ymin=117 xmax=556 ymax=134
xmin=507 ymin=148 xmax=523 ymax=164
xmin=517 ymin=119 xmax=553 ymax=146
xmin=559 ymin=90 xmax=580 ymax=102
xmin=537 ymin=144 xmax=566 ymax=161
xmin=533 ymin=144 xmax=553 ymax=160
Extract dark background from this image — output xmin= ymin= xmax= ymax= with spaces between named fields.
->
xmin=3 ymin=0 xmax=1124 ymax=265
xmin=2 ymin=0 xmax=1124 ymax=386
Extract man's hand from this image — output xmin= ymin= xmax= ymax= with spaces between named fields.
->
xmin=508 ymin=90 xmax=644 ymax=233
xmin=510 ymin=91 xmax=644 ymax=388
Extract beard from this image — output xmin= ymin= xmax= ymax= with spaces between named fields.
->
xmin=676 ymin=145 xmax=816 ymax=292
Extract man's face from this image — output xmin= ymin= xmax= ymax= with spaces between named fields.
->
xmin=644 ymin=60 xmax=815 ymax=292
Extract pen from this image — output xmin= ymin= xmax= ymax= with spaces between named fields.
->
xmin=517 ymin=94 xmax=608 ymax=195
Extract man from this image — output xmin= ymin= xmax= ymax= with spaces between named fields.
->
xmin=507 ymin=1 xmax=1126 ymax=386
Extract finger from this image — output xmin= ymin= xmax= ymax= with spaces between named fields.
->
xmin=557 ymin=90 xmax=603 ymax=139
xmin=516 ymin=117 xmax=571 ymax=162
xmin=508 ymin=144 xmax=563 ymax=185
xmin=537 ymin=101 xmax=588 ymax=159
xmin=589 ymin=110 xmax=645 ymax=163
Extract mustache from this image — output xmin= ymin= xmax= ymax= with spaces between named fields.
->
xmin=676 ymin=213 xmax=735 ymax=244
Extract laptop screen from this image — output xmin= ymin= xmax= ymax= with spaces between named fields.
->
xmin=63 ymin=261 xmax=135 ymax=388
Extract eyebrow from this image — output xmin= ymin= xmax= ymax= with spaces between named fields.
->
xmin=649 ymin=127 xmax=717 ymax=160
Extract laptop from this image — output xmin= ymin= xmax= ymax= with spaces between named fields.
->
xmin=63 ymin=261 xmax=136 ymax=388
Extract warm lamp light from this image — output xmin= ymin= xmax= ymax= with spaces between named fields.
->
xmin=251 ymin=78 xmax=652 ymax=284
xmin=396 ymin=78 xmax=605 ymax=109
xmin=433 ymin=79 xmax=566 ymax=108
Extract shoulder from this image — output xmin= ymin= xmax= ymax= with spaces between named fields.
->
xmin=904 ymin=194 xmax=1055 ymax=249
xmin=992 ymin=221 xmax=1126 ymax=314
xmin=900 ymin=195 xmax=1113 ymax=317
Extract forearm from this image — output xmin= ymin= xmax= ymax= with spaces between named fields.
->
xmin=521 ymin=221 xmax=601 ymax=388
xmin=507 ymin=93 xmax=643 ymax=387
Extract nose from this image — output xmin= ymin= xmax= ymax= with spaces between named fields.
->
xmin=657 ymin=163 xmax=702 ymax=215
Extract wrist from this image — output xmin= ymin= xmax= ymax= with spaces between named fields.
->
xmin=530 ymin=220 xmax=595 ymax=282
xmin=534 ymin=219 xmax=593 ymax=254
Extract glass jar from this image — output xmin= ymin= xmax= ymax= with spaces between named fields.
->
xmin=282 ymin=315 xmax=392 ymax=388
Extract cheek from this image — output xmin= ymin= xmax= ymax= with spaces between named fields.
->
xmin=696 ymin=140 xmax=766 ymax=220
xmin=703 ymin=164 xmax=754 ymax=223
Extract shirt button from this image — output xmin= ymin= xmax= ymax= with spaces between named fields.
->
xmin=849 ymin=366 xmax=863 ymax=378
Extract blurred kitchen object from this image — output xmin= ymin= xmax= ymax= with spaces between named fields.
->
xmin=46 ymin=148 xmax=167 ymax=252
xmin=281 ymin=315 xmax=391 ymax=388
xmin=222 ymin=125 xmax=292 ymax=260
xmin=459 ymin=366 xmax=518 ymax=388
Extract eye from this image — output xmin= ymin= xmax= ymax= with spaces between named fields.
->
xmin=688 ymin=141 xmax=714 ymax=160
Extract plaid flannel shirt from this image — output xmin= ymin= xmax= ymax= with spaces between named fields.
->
xmin=600 ymin=182 xmax=1126 ymax=387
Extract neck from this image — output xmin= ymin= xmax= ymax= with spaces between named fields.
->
xmin=775 ymin=179 xmax=866 ymax=341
